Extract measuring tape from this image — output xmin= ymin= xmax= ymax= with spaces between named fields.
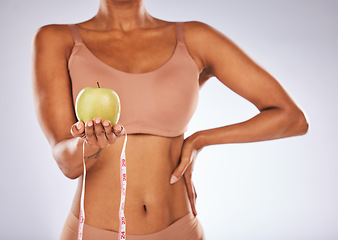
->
xmin=77 ymin=130 xmax=128 ymax=240
xmin=118 ymin=131 xmax=127 ymax=239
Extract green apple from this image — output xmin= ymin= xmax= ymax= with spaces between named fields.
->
xmin=75 ymin=86 xmax=120 ymax=125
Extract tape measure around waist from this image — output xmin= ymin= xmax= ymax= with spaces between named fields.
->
xmin=77 ymin=129 xmax=128 ymax=240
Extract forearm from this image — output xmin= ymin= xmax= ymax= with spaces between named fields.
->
xmin=197 ymin=107 xmax=309 ymax=148
xmin=52 ymin=137 xmax=102 ymax=179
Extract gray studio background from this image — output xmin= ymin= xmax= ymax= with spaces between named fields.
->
xmin=0 ymin=0 xmax=337 ymax=239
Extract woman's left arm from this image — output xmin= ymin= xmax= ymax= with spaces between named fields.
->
xmin=170 ymin=21 xmax=309 ymax=214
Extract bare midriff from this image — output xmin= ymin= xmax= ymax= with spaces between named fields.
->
xmin=71 ymin=134 xmax=191 ymax=235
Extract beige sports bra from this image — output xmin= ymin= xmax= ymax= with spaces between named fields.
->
xmin=68 ymin=22 xmax=200 ymax=137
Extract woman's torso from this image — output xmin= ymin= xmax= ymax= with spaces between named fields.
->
xmin=71 ymin=134 xmax=191 ymax=234
xmin=65 ymin=20 xmax=201 ymax=234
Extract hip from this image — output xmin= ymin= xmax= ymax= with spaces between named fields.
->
xmin=61 ymin=210 xmax=205 ymax=240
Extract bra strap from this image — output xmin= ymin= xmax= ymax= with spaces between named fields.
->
xmin=176 ymin=22 xmax=185 ymax=43
xmin=68 ymin=24 xmax=83 ymax=44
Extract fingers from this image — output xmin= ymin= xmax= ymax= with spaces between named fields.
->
xmin=170 ymin=136 xmax=200 ymax=185
xmin=84 ymin=119 xmax=97 ymax=146
xmin=78 ymin=116 xmax=124 ymax=148
xmin=113 ymin=124 xmax=124 ymax=137
xmin=170 ymin=153 xmax=192 ymax=184
xmin=103 ymin=120 xmax=116 ymax=144
xmin=94 ymin=117 xmax=110 ymax=148
xmin=184 ymin=173 xmax=198 ymax=216
xmin=103 ymin=120 xmax=124 ymax=144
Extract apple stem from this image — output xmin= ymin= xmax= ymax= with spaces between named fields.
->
xmin=97 ymin=82 xmax=101 ymax=88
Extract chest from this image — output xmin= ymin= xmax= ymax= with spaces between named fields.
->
xmin=79 ymin=28 xmax=177 ymax=74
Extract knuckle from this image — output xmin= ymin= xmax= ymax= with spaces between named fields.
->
xmin=71 ymin=126 xmax=79 ymax=136
xmin=86 ymin=138 xmax=95 ymax=145
xmin=85 ymin=134 xmax=96 ymax=142
xmin=114 ymin=131 xmax=122 ymax=138
xmin=105 ymin=130 xmax=114 ymax=137
xmin=96 ymin=129 xmax=105 ymax=136
xmin=85 ymin=125 xmax=93 ymax=132
xmin=87 ymin=143 xmax=96 ymax=148
xmin=86 ymin=131 xmax=94 ymax=138
xmin=182 ymin=158 xmax=191 ymax=164
xmin=107 ymin=132 xmax=118 ymax=140
xmin=85 ymin=140 xmax=96 ymax=148
xmin=103 ymin=126 xmax=111 ymax=132
xmin=99 ymin=142 xmax=109 ymax=148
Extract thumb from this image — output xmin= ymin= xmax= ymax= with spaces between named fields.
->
xmin=71 ymin=121 xmax=85 ymax=137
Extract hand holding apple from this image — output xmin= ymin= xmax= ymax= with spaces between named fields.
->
xmin=71 ymin=83 xmax=123 ymax=148
xmin=71 ymin=117 xmax=124 ymax=148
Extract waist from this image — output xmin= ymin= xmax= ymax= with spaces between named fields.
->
xmin=71 ymin=134 xmax=191 ymax=234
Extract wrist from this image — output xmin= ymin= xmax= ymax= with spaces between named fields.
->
xmin=76 ymin=137 xmax=101 ymax=154
xmin=192 ymin=130 xmax=207 ymax=151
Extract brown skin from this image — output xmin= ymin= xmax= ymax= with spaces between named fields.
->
xmin=32 ymin=0 xmax=308 ymax=235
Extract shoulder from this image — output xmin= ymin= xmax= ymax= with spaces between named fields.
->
xmin=182 ymin=21 xmax=228 ymax=42
xmin=181 ymin=21 xmax=234 ymax=72
xmin=33 ymin=24 xmax=72 ymax=42
xmin=32 ymin=24 xmax=75 ymax=55
xmin=182 ymin=21 xmax=214 ymax=32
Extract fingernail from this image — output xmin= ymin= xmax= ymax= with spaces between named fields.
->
xmin=103 ymin=121 xmax=109 ymax=127
xmin=170 ymin=175 xmax=178 ymax=184
xmin=88 ymin=121 xmax=93 ymax=127
xmin=95 ymin=117 xmax=101 ymax=124
xmin=120 ymin=126 xmax=125 ymax=135
xmin=115 ymin=125 xmax=122 ymax=132
xmin=76 ymin=122 xmax=82 ymax=130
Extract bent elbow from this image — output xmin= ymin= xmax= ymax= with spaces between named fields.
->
xmin=52 ymin=147 xmax=81 ymax=180
xmin=288 ymin=107 xmax=309 ymax=136
xmin=298 ymin=111 xmax=309 ymax=135
xmin=59 ymin=165 xmax=81 ymax=180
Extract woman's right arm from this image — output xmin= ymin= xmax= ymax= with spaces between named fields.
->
xmin=32 ymin=25 xmax=122 ymax=179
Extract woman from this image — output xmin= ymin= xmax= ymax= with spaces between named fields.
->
xmin=32 ymin=0 xmax=309 ymax=239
